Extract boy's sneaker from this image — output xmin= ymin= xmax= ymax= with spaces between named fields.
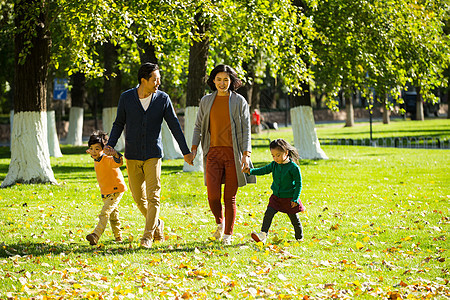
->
xmin=140 ymin=238 xmax=152 ymax=249
xmin=212 ymin=223 xmax=224 ymax=241
xmin=222 ymin=234 xmax=232 ymax=245
xmin=153 ymin=219 xmax=165 ymax=242
xmin=251 ymin=231 xmax=267 ymax=244
xmin=86 ymin=233 xmax=99 ymax=246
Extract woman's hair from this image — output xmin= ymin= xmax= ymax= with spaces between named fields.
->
xmin=88 ymin=130 xmax=109 ymax=148
xmin=138 ymin=62 xmax=159 ymax=84
xmin=270 ymin=138 xmax=300 ymax=162
xmin=206 ymin=64 xmax=242 ymax=92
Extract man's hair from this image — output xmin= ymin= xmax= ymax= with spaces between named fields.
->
xmin=88 ymin=130 xmax=108 ymax=148
xmin=206 ymin=64 xmax=242 ymax=92
xmin=138 ymin=62 xmax=159 ymax=84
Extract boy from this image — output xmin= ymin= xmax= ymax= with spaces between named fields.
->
xmin=85 ymin=130 xmax=127 ymax=245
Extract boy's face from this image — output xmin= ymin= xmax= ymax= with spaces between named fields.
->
xmin=86 ymin=143 xmax=103 ymax=160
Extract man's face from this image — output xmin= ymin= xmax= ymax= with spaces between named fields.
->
xmin=142 ymin=70 xmax=161 ymax=93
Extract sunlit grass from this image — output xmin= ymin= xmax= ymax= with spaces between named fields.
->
xmin=0 ymin=123 xmax=449 ymax=299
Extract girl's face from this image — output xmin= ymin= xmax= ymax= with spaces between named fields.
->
xmin=270 ymin=147 xmax=289 ymax=164
xmin=87 ymin=143 xmax=103 ymax=160
xmin=213 ymin=72 xmax=231 ymax=95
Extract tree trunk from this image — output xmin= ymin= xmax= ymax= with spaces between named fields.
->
xmin=290 ymin=82 xmax=328 ymax=159
xmin=47 ymin=110 xmax=63 ymax=157
xmin=2 ymin=0 xmax=56 ymax=187
xmin=184 ymin=11 xmax=210 ymax=172
xmin=66 ymin=72 xmax=86 ymax=145
xmin=138 ymin=40 xmax=158 ymax=64
xmin=382 ymin=94 xmax=390 ymax=124
xmin=103 ymin=41 xmax=125 ymax=151
xmin=415 ymin=86 xmax=424 ymax=121
xmin=344 ymin=92 xmax=354 ymax=127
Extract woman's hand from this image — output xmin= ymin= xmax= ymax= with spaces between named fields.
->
xmin=241 ymin=155 xmax=250 ymax=171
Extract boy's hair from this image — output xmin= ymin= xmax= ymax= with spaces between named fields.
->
xmin=88 ymin=130 xmax=108 ymax=148
xmin=270 ymin=138 xmax=300 ymax=162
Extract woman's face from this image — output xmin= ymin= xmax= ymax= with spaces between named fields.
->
xmin=213 ymin=72 xmax=231 ymax=95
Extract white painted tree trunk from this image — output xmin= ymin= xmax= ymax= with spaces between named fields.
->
xmin=2 ymin=111 xmax=57 ymax=187
xmin=9 ymin=110 xmax=14 ymax=150
xmin=102 ymin=107 xmax=125 ymax=152
xmin=47 ymin=111 xmax=63 ymax=158
xmin=290 ymin=106 xmax=328 ymax=160
xmin=161 ymin=120 xmax=183 ymax=160
xmin=66 ymin=107 xmax=84 ymax=146
xmin=183 ymin=106 xmax=203 ymax=172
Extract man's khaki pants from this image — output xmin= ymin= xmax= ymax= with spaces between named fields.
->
xmin=93 ymin=192 xmax=124 ymax=239
xmin=126 ymin=158 xmax=162 ymax=242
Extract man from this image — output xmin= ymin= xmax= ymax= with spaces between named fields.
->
xmin=105 ymin=62 xmax=194 ymax=248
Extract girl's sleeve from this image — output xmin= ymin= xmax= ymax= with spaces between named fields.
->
xmin=249 ymin=161 xmax=274 ymax=176
xmin=291 ymin=166 xmax=302 ymax=203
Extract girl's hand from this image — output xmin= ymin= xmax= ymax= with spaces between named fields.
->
xmin=242 ymin=166 xmax=250 ymax=174
xmin=291 ymin=201 xmax=299 ymax=208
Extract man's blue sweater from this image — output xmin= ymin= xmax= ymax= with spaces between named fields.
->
xmin=107 ymin=88 xmax=190 ymax=161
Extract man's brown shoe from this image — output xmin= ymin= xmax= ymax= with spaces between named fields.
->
xmin=153 ymin=219 xmax=165 ymax=242
xmin=86 ymin=233 xmax=99 ymax=245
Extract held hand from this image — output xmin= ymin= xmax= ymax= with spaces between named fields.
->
xmin=103 ymin=145 xmax=116 ymax=156
xmin=241 ymin=155 xmax=250 ymax=171
xmin=184 ymin=153 xmax=194 ymax=166
xmin=191 ymin=148 xmax=197 ymax=160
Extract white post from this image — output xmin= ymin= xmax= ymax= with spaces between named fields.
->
xmin=47 ymin=110 xmax=63 ymax=158
xmin=161 ymin=120 xmax=183 ymax=160
xmin=66 ymin=107 xmax=84 ymax=146
xmin=290 ymin=106 xmax=328 ymax=160
xmin=102 ymin=107 xmax=125 ymax=152
xmin=183 ymin=106 xmax=203 ymax=172
xmin=2 ymin=111 xmax=57 ymax=187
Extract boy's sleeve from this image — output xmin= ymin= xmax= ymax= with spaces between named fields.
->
xmin=291 ymin=165 xmax=302 ymax=203
xmin=249 ymin=161 xmax=274 ymax=176
xmin=109 ymin=153 xmax=123 ymax=168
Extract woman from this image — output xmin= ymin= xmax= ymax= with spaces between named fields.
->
xmin=191 ymin=64 xmax=256 ymax=245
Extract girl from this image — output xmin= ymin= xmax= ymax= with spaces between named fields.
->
xmin=244 ymin=138 xmax=305 ymax=243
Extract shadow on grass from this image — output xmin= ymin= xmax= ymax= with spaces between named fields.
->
xmin=0 ymin=240 xmax=256 ymax=258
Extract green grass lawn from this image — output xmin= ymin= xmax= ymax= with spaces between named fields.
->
xmin=0 ymin=121 xmax=449 ymax=299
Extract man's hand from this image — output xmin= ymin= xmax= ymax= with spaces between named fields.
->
xmin=184 ymin=152 xmax=194 ymax=166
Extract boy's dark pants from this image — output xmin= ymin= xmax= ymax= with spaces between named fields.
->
xmin=261 ymin=206 xmax=303 ymax=240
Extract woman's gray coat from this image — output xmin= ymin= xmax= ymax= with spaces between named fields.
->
xmin=192 ymin=91 xmax=256 ymax=187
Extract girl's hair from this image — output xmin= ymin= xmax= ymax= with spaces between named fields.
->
xmin=270 ymin=138 xmax=300 ymax=162
xmin=88 ymin=130 xmax=108 ymax=148
xmin=206 ymin=64 xmax=242 ymax=92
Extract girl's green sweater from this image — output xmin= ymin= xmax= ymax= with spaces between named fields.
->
xmin=249 ymin=160 xmax=302 ymax=203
